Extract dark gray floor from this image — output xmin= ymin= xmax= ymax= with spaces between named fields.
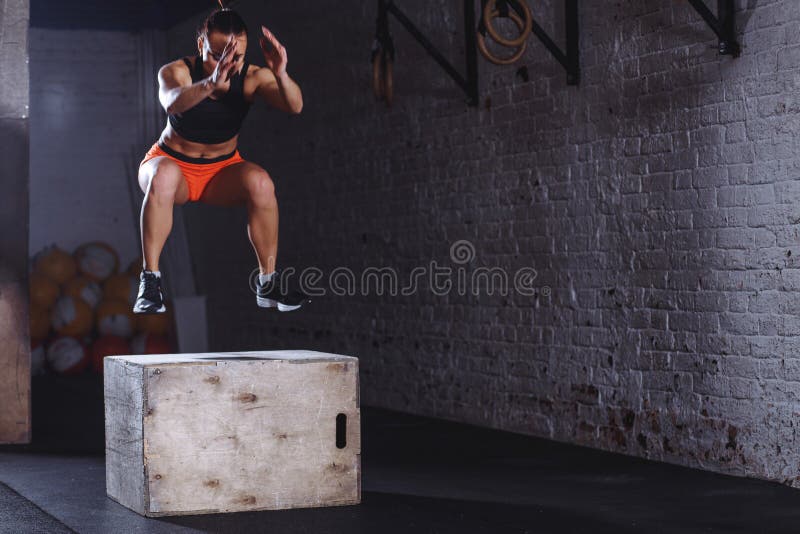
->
xmin=0 ymin=481 xmax=74 ymax=534
xmin=2 ymin=406 xmax=800 ymax=533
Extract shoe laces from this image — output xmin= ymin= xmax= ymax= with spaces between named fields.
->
xmin=141 ymin=272 xmax=162 ymax=302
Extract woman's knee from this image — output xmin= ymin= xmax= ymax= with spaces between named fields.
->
xmin=147 ymin=160 xmax=185 ymax=198
xmin=243 ymin=166 xmax=276 ymax=207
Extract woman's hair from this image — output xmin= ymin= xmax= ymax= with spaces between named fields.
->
xmin=197 ymin=2 xmax=248 ymax=39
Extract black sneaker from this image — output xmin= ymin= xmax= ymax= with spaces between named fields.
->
xmin=256 ymin=269 xmax=311 ymax=311
xmin=133 ymin=270 xmax=166 ymax=314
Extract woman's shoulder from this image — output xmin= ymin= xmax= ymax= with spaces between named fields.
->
xmin=157 ymin=57 xmax=195 ymax=85
xmin=161 ymin=56 xmax=195 ymax=73
xmin=244 ymin=62 xmax=259 ymax=77
xmin=245 ymin=64 xmax=281 ymax=84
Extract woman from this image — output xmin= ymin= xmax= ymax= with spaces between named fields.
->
xmin=133 ymin=6 xmax=310 ymax=314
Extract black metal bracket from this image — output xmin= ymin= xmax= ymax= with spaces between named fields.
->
xmin=378 ymin=0 xmax=480 ymax=106
xmin=687 ymin=0 xmax=740 ymax=56
xmin=481 ymin=0 xmax=579 ymax=85
xmin=374 ymin=0 xmax=579 ymax=106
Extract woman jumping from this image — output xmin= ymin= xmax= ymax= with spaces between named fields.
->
xmin=133 ymin=4 xmax=311 ymax=314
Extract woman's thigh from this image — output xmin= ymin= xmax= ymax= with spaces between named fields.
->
xmin=138 ymin=156 xmax=191 ymax=206
xmin=199 ymin=161 xmax=276 ymax=208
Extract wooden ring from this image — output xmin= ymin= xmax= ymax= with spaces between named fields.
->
xmin=483 ymin=0 xmax=532 ymax=49
xmin=477 ymin=9 xmax=528 ymax=65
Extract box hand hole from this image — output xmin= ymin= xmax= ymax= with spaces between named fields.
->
xmin=336 ymin=413 xmax=347 ymax=449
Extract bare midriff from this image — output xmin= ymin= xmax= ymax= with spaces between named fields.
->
xmin=159 ymin=121 xmax=239 ymax=159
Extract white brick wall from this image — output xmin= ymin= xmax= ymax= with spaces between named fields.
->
xmin=164 ymin=0 xmax=800 ymax=487
xmin=29 ymin=28 xmax=142 ymax=269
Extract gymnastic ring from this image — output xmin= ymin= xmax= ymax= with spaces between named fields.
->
xmin=477 ymin=9 xmax=528 ymax=65
xmin=477 ymin=31 xmax=527 ymax=66
xmin=383 ymin=53 xmax=393 ymax=107
xmin=372 ymin=49 xmax=384 ymax=99
xmin=483 ymin=0 xmax=532 ymax=49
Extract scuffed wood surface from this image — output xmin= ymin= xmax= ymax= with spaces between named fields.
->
xmin=105 ymin=351 xmax=360 ymax=516
xmin=0 ymin=278 xmax=30 ymax=444
xmin=105 ymin=359 xmax=146 ymax=514
xmin=110 ymin=350 xmax=356 ymax=366
xmin=0 ymin=0 xmax=30 ymax=445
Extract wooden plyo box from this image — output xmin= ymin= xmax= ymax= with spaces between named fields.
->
xmin=104 ymin=350 xmax=360 ymax=517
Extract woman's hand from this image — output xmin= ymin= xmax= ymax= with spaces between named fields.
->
xmin=259 ymin=25 xmax=287 ymax=77
xmin=207 ymin=36 xmax=239 ymax=93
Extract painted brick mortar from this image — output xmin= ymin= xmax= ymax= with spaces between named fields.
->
xmin=29 ymin=28 xmax=141 ymax=266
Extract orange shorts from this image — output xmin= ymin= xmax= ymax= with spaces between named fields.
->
xmin=139 ymin=142 xmax=245 ymax=202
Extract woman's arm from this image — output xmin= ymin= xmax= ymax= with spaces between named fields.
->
xmin=158 ymin=62 xmax=214 ymax=115
xmin=254 ymin=66 xmax=303 ymax=114
xmin=256 ymin=25 xmax=302 ymax=114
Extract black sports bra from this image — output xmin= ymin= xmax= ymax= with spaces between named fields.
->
xmin=167 ymin=55 xmax=252 ymax=144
